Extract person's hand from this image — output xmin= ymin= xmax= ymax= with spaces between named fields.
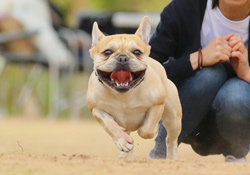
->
xmin=201 ymin=33 xmax=233 ymax=66
xmin=229 ymin=35 xmax=250 ymax=82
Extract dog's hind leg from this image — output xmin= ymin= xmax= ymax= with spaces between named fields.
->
xmin=161 ymin=90 xmax=182 ymax=160
xmin=137 ymin=104 xmax=164 ymax=139
xmin=162 ymin=105 xmax=181 ymax=159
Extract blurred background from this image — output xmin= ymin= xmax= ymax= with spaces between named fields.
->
xmin=0 ymin=0 xmax=171 ymax=119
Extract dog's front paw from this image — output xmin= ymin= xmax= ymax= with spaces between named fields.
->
xmin=114 ymin=133 xmax=134 ymax=152
xmin=119 ymin=149 xmax=133 ymax=159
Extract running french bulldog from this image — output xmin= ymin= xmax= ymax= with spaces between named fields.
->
xmin=87 ymin=16 xmax=182 ymax=159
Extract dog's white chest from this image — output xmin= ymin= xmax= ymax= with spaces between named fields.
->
xmin=99 ymin=96 xmax=150 ymax=131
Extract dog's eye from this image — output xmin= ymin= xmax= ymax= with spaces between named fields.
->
xmin=133 ymin=49 xmax=142 ymax=56
xmin=103 ymin=49 xmax=113 ymax=56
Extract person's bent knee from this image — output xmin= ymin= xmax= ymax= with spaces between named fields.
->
xmin=212 ymin=78 xmax=250 ymax=141
xmin=177 ymin=63 xmax=228 ymax=93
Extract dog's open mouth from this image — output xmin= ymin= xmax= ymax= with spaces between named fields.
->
xmin=97 ymin=69 xmax=146 ymax=92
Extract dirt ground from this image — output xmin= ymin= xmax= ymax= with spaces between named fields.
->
xmin=0 ymin=118 xmax=249 ymax=175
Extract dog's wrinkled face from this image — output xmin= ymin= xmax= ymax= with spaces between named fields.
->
xmin=89 ymin=17 xmax=151 ymax=93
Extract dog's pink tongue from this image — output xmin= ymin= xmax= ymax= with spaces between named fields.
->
xmin=111 ymin=70 xmax=131 ymax=84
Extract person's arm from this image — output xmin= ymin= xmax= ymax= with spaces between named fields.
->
xmin=149 ymin=1 xmax=196 ymax=84
xmin=242 ymin=71 xmax=250 ymax=83
xmin=190 ymin=33 xmax=233 ymax=70
xmin=150 ymin=0 xmax=237 ymax=84
xmin=229 ymin=35 xmax=250 ymax=83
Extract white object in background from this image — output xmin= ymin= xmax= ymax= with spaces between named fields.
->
xmin=0 ymin=0 xmax=74 ymax=68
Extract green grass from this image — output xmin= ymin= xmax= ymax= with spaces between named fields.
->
xmin=0 ymin=63 xmax=91 ymax=118
xmin=50 ymin=0 xmax=170 ymax=12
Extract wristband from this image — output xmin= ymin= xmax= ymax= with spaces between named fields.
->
xmin=198 ymin=48 xmax=203 ymax=69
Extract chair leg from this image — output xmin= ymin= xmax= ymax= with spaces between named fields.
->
xmin=16 ymin=64 xmax=43 ymax=106
xmin=47 ymin=61 xmax=60 ymax=119
xmin=0 ymin=56 xmax=6 ymax=77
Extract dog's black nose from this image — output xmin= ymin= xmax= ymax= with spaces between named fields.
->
xmin=117 ymin=54 xmax=129 ymax=64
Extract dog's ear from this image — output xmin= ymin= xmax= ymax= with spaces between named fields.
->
xmin=135 ymin=16 xmax=151 ymax=44
xmin=91 ymin=22 xmax=105 ymax=47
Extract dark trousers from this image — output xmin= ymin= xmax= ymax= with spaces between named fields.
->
xmin=151 ymin=63 xmax=250 ymax=158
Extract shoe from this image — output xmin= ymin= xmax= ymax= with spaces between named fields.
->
xmin=149 ymin=148 xmax=166 ymax=159
xmin=225 ymin=155 xmax=247 ymax=163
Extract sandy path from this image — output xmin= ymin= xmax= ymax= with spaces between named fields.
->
xmin=0 ymin=118 xmax=249 ymax=175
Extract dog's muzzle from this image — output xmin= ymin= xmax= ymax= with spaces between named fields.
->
xmin=96 ymin=68 xmax=146 ymax=93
